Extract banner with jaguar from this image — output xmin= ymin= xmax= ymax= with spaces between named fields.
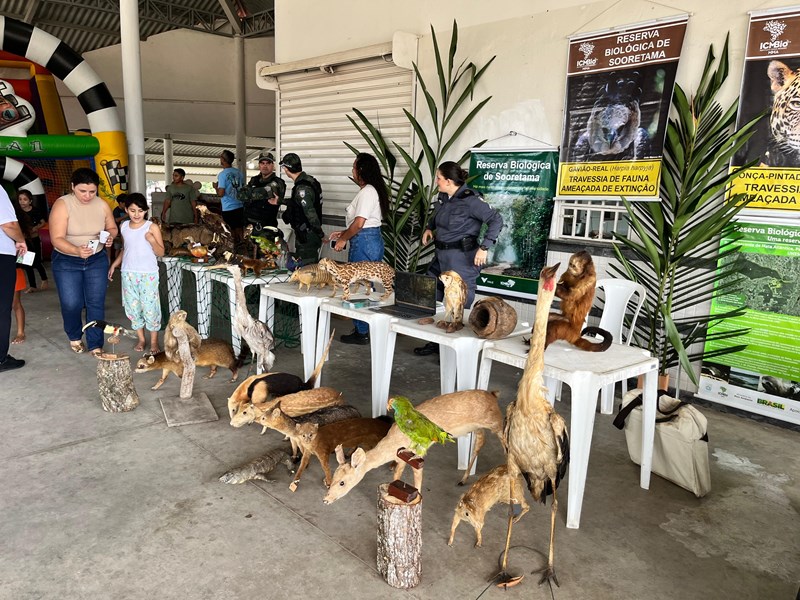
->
xmin=556 ymin=17 xmax=688 ymax=200
xmin=730 ymin=8 xmax=800 ymax=214
xmin=468 ymin=149 xmax=557 ymax=299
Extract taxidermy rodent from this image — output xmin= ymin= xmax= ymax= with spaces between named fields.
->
xmin=134 ymin=338 xmax=242 ymax=390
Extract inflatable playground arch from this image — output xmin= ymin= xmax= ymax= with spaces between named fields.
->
xmin=0 ymin=16 xmax=128 ymax=211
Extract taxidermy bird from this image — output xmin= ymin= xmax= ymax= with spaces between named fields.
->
xmin=251 ymin=228 xmax=284 ymax=258
xmin=496 ymin=263 xmax=570 ymax=589
xmin=387 ymin=395 xmax=455 ymax=458
xmin=196 ymin=204 xmax=232 ymax=241
xmin=209 ymin=262 xmax=275 ymax=375
xmin=570 ymin=71 xmax=651 ymax=161
xmin=83 ymin=320 xmax=138 ymax=345
xmin=436 ymin=270 xmax=467 ymax=333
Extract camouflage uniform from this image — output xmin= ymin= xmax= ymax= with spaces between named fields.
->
xmin=282 ymin=172 xmax=323 ymax=264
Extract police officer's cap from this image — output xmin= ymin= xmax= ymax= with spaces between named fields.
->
xmin=258 ymin=152 xmax=275 ymax=163
xmin=279 ymin=153 xmax=302 ymax=172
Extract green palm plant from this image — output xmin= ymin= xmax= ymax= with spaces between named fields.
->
xmin=346 ymin=20 xmax=495 ymax=272
xmin=612 ymin=36 xmax=763 ymax=385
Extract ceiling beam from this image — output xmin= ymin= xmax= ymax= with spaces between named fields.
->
xmin=216 ymin=0 xmax=243 ymax=35
xmin=22 ymin=0 xmax=41 ymax=23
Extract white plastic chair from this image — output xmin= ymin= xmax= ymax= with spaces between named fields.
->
xmin=595 ymin=278 xmax=647 ymax=412
xmin=545 ymin=278 xmax=646 ymax=414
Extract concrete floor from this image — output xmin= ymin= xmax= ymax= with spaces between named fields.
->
xmin=1 ymin=274 xmax=799 ymax=600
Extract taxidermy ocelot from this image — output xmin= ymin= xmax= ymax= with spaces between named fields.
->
xmin=543 ymin=250 xmax=612 ymax=351
xmin=498 ymin=263 xmax=570 ymax=588
xmin=387 ymin=395 xmax=455 ymax=458
xmin=322 ymin=390 xmax=507 ymax=505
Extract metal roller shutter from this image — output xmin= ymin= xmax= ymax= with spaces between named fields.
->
xmin=276 ymin=57 xmax=414 ymax=226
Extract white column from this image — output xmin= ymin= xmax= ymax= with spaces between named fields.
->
xmin=120 ymin=0 xmax=146 ymax=194
xmin=234 ymin=34 xmax=247 ymax=176
xmin=163 ymin=136 xmax=173 ymax=184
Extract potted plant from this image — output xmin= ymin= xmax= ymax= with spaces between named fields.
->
xmin=612 ymin=36 xmax=762 ymax=389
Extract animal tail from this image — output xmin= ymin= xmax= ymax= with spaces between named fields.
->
xmin=305 ymin=330 xmax=335 ymax=388
xmin=573 ymin=326 xmax=613 ymax=351
xmin=234 ymin=345 xmax=248 ymax=371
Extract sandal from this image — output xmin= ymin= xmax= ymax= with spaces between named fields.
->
xmin=89 ymin=348 xmax=104 ymax=358
xmin=70 ymin=340 xmax=86 ymax=354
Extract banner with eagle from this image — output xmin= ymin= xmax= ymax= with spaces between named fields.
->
xmin=729 ymin=8 xmax=800 ymax=215
xmin=556 ymin=16 xmax=688 ymax=201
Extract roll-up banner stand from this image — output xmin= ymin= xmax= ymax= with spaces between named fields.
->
xmin=556 ymin=16 xmax=688 ymax=202
xmin=469 ymin=148 xmax=558 ymax=300
xmin=697 ymin=217 xmax=800 ymax=425
xmin=697 ymin=7 xmax=800 ymax=425
xmin=729 ymin=6 xmax=800 ymax=218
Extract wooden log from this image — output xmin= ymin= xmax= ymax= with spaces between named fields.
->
xmin=173 ymin=326 xmax=196 ymax=399
xmin=376 ymin=482 xmax=422 ymax=589
xmin=96 ymin=355 xmax=139 ymax=412
xmin=469 ymin=296 xmax=518 ymax=339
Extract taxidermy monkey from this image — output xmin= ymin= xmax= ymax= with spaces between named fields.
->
xmin=571 ymin=71 xmax=652 ymax=161
xmin=544 ymin=251 xmax=612 ymax=351
xmin=163 ymin=310 xmax=202 ymax=363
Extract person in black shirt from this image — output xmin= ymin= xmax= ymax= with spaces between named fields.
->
xmin=245 ymin=153 xmax=286 ymax=230
xmin=16 ymin=190 xmax=48 ymax=292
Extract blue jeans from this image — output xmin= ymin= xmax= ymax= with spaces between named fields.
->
xmin=51 ymin=250 xmax=109 ymax=350
xmin=348 ymin=227 xmax=384 ymax=334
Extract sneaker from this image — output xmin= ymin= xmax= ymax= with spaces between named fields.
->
xmin=340 ymin=330 xmax=370 ymax=345
xmin=0 ymin=355 xmax=25 ymax=372
xmin=413 ymin=341 xmax=439 ymax=356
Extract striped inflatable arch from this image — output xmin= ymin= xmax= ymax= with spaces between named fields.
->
xmin=0 ymin=156 xmax=46 ymax=209
xmin=0 ymin=16 xmax=128 ymax=206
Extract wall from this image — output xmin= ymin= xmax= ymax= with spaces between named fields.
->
xmin=274 ymin=0 xmax=795 ymax=157
xmin=56 ymin=28 xmax=276 ymax=138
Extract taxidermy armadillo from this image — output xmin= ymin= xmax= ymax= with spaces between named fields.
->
xmin=218 ymin=446 xmax=293 ymax=484
xmin=289 ymin=264 xmax=336 ymax=292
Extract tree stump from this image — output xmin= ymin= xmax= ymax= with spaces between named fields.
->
xmin=173 ymin=326 xmax=196 ymax=399
xmin=376 ymin=483 xmax=422 ymax=589
xmin=96 ymin=355 xmax=139 ymax=412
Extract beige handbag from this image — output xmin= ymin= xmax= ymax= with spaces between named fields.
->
xmin=613 ymin=388 xmax=711 ymax=498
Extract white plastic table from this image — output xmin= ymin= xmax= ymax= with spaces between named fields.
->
xmin=158 ymin=256 xmax=186 ymax=316
xmin=258 ymin=281 xmax=336 ymax=381
xmin=380 ymin=310 xmax=530 ymax=472
xmin=477 ymin=337 xmax=659 ymax=529
xmin=207 ymin=268 xmax=291 ymax=357
xmin=314 ymin=298 xmax=397 ymax=417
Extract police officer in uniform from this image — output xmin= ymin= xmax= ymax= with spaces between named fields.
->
xmin=415 ymin=161 xmax=504 ymax=356
xmin=245 ymin=152 xmax=286 ymax=230
xmin=280 ymin=153 xmax=324 ymax=264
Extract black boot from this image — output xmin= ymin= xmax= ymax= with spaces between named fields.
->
xmin=414 ymin=341 xmax=439 ymax=356
xmin=340 ymin=329 xmax=370 ymax=345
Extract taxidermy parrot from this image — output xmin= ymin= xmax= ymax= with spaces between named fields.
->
xmin=251 ymin=228 xmax=284 ymax=256
xmin=387 ymin=395 xmax=455 ymax=457
xmin=82 ymin=320 xmax=138 ymax=339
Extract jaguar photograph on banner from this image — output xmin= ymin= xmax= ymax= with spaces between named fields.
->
xmin=468 ymin=149 xmax=557 ymax=299
xmin=557 ymin=17 xmax=687 ymax=200
xmin=729 ymin=8 xmax=800 ymax=214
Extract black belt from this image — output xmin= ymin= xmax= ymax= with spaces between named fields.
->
xmin=435 ymin=236 xmax=477 ymax=251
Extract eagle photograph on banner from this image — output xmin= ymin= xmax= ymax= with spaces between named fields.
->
xmin=557 ymin=17 xmax=688 ymax=200
xmin=469 ymin=149 xmax=557 ymax=299
xmin=729 ymin=8 xmax=800 ymax=213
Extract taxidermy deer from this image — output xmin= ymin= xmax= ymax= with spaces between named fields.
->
xmin=323 ymin=390 xmax=505 ymax=505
